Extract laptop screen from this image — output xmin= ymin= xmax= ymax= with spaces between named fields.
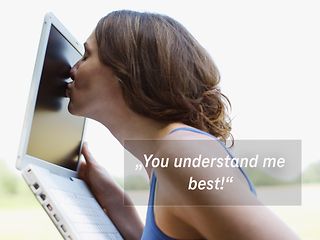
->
xmin=27 ymin=25 xmax=85 ymax=171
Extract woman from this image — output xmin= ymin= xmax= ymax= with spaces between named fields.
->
xmin=66 ymin=10 xmax=299 ymax=240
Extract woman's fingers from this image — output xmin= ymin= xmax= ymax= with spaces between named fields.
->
xmin=79 ymin=142 xmax=97 ymax=181
xmin=78 ymin=160 xmax=87 ymax=179
xmin=81 ymin=142 xmax=97 ymax=166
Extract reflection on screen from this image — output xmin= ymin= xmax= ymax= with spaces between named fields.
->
xmin=27 ymin=25 xmax=85 ymax=171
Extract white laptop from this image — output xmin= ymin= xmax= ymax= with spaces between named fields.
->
xmin=16 ymin=12 xmax=123 ymax=240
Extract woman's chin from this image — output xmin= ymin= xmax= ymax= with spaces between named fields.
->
xmin=67 ymin=102 xmax=89 ymax=118
xmin=67 ymin=102 xmax=79 ymax=116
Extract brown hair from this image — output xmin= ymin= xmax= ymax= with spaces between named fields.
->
xmin=95 ymin=10 xmax=233 ymax=145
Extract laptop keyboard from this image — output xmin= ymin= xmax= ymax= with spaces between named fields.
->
xmin=49 ymin=176 xmax=123 ymax=240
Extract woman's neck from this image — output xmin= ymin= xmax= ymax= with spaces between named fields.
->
xmin=96 ymin=109 xmax=186 ymax=176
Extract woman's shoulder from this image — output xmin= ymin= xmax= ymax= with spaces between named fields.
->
xmin=155 ymin=125 xmax=231 ymax=192
xmin=155 ymin=124 xmax=256 ymax=204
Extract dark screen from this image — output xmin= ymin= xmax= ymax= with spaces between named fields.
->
xmin=27 ymin=25 xmax=85 ymax=171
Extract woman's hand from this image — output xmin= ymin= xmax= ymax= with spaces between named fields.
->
xmin=78 ymin=142 xmax=116 ymax=204
xmin=78 ymin=143 xmax=143 ymax=240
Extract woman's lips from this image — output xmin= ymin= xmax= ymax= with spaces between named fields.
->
xmin=65 ymin=81 xmax=74 ymax=98
xmin=67 ymin=81 xmax=74 ymax=88
xmin=65 ymin=88 xmax=71 ymax=98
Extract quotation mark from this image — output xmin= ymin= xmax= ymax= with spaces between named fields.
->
xmin=135 ymin=163 xmax=143 ymax=171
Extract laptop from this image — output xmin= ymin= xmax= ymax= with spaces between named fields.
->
xmin=16 ymin=12 xmax=123 ymax=240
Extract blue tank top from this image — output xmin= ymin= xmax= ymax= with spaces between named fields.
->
xmin=141 ymin=127 xmax=256 ymax=240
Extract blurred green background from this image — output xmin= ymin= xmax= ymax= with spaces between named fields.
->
xmin=1 ymin=160 xmax=320 ymax=239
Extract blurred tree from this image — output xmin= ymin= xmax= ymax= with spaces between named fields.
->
xmin=124 ymin=175 xmax=149 ymax=190
xmin=244 ymin=167 xmax=300 ymax=186
xmin=302 ymin=161 xmax=320 ymax=183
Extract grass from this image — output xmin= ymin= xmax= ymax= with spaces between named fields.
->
xmin=0 ymin=182 xmax=319 ymax=239
xmin=0 ymin=209 xmax=61 ymax=240
xmin=0 ymin=188 xmax=61 ymax=240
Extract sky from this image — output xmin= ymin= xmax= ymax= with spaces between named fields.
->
xmin=0 ymin=0 xmax=319 ymax=177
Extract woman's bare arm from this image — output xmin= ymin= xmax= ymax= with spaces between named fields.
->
xmin=155 ymin=139 xmax=300 ymax=240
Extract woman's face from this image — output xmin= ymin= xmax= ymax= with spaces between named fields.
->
xmin=66 ymin=32 xmax=123 ymax=118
